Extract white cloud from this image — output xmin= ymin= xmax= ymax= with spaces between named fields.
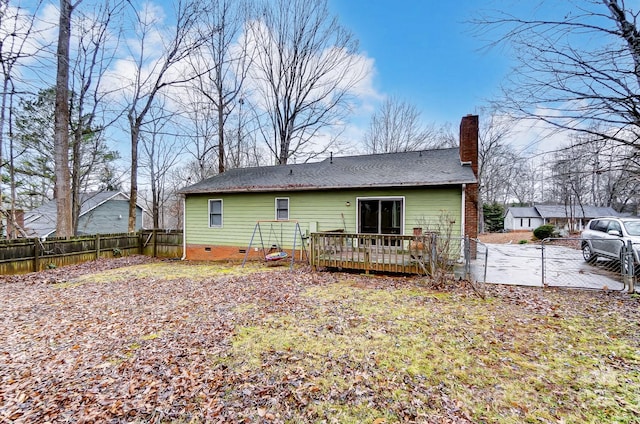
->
xmin=510 ymin=121 xmax=569 ymax=155
xmin=0 ymin=2 xmax=57 ymax=81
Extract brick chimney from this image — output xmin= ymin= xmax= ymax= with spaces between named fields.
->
xmin=460 ymin=115 xmax=479 ymax=242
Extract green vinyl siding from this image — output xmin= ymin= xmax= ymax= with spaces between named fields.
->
xmin=184 ymin=187 xmax=462 ymax=248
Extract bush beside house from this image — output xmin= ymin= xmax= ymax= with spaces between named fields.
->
xmin=533 ymin=224 xmax=556 ymax=240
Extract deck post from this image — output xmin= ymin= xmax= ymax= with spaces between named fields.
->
xmin=364 ymin=236 xmax=370 ymax=274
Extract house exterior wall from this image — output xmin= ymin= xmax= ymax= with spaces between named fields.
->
xmin=77 ymin=200 xmax=143 ymax=234
xmin=184 ymin=187 xmax=463 ymax=261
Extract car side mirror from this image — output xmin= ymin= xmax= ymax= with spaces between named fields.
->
xmin=608 ymin=229 xmax=621 ymax=237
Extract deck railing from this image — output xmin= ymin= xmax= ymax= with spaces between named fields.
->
xmin=310 ymin=232 xmax=460 ymax=275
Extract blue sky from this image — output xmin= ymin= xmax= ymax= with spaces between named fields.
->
xmin=17 ymin=0 xmax=513 ymax=129
xmin=12 ymin=0 xmax=526 ymax=159
xmin=327 ymin=0 xmax=511 ymax=125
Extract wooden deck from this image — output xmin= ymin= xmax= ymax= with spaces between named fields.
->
xmin=310 ymin=232 xmax=437 ymax=274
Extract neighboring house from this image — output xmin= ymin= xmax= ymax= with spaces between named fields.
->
xmin=22 ymin=191 xmax=144 ymax=238
xmin=504 ymin=205 xmax=620 ymax=233
xmin=503 ymin=207 xmax=544 ymax=231
xmin=179 ymin=115 xmax=479 ymax=261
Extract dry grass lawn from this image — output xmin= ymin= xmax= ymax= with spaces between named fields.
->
xmin=478 ymin=232 xmax=535 ymax=244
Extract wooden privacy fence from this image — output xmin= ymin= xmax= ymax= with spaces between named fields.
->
xmin=0 ymin=230 xmax=182 ymax=275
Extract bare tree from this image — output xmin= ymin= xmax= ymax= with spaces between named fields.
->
xmin=54 ymin=0 xmax=80 ymax=237
xmin=477 ymin=111 xmax=516 ymax=204
xmin=225 ymin=96 xmax=265 ymax=168
xmin=362 ymin=96 xmax=446 ymax=153
xmin=479 ymin=144 xmax=521 ymax=205
xmin=13 ymin=87 xmax=120 ymax=211
xmin=0 ymin=0 xmax=43 ymax=237
xmin=180 ymin=92 xmax=265 ymax=183
xmin=249 ymin=0 xmax=366 ymax=164
xmin=431 ymin=122 xmax=458 ymax=148
xmin=139 ymin=100 xmax=186 ymax=228
xmin=546 ymin=131 xmax=640 ymax=211
xmin=188 ymin=0 xmax=251 ymax=173
xmin=475 ymin=0 xmax=640 ymax=153
xmin=510 ymin=160 xmax=537 ymax=205
xmin=549 ymin=151 xmax=589 ymax=232
xmin=69 ymin=0 xmax=123 ymax=234
xmin=121 ymin=0 xmax=209 ymax=232
xmin=180 ymin=91 xmax=219 ymax=181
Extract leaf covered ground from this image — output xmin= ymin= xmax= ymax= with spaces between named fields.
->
xmin=1 ymin=256 xmax=639 ymax=423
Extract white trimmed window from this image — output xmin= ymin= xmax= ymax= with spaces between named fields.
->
xmin=209 ymin=199 xmax=223 ymax=228
xmin=276 ymin=198 xmax=289 ymax=220
xmin=357 ymin=197 xmax=404 ymax=235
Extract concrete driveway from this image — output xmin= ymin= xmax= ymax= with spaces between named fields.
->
xmin=473 ymin=243 xmax=625 ymax=290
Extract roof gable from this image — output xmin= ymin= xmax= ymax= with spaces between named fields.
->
xmin=506 ymin=207 xmax=541 ymax=218
xmin=180 ymin=149 xmax=477 ymax=194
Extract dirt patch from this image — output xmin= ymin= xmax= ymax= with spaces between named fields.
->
xmin=478 ymin=231 xmax=534 ymax=244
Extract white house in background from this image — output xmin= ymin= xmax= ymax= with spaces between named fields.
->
xmin=504 ymin=205 xmax=620 ymax=233
xmin=503 ymin=207 xmax=544 ymax=231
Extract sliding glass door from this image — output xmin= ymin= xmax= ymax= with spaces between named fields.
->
xmin=358 ymin=198 xmax=403 ymax=235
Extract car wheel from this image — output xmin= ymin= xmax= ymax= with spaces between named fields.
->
xmin=582 ymin=243 xmax=597 ymax=264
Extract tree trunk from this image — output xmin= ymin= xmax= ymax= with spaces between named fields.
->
xmin=54 ymin=0 xmax=73 ymax=237
xmin=0 ymin=77 xmax=8 ymax=237
xmin=9 ymin=91 xmax=18 ymax=238
xmin=71 ymin=126 xmax=82 ymax=234
xmin=128 ymin=122 xmax=138 ymax=232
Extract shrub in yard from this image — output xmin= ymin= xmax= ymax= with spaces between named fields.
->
xmin=533 ymin=224 xmax=555 ymax=240
xmin=518 ymin=239 xmax=528 ymax=244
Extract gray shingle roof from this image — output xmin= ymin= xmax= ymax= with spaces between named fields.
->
xmin=180 ymin=148 xmax=476 ymax=194
xmin=506 ymin=205 xmax=620 ymax=220
xmin=506 ymin=207 xmax=541 ymax=218
xmin=535 ymin=205 xmax=619 ymax=219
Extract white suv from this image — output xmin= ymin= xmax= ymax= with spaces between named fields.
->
xmin=580 ymin=217 xmax=640 ymax=266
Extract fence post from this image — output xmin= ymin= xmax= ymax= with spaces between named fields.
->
xmin=541 ymin=239 xmax=547 ymax=288
xmin=152 ymin=229 xmax=158 ymax=258
xmin=33 ymin=238 xmax=40 ymax=272
xmin=632 ymin=240 xmax=638 ymax=294
xmin=624 ymin=240 xmax=634 ymax=293
xmin=464 ymin=236 xmax=471 ymax=280
xmin=430 ymin=234 xmax=437 ymax=274
xmin=95 ymin=234 xmax=101 ymax=260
